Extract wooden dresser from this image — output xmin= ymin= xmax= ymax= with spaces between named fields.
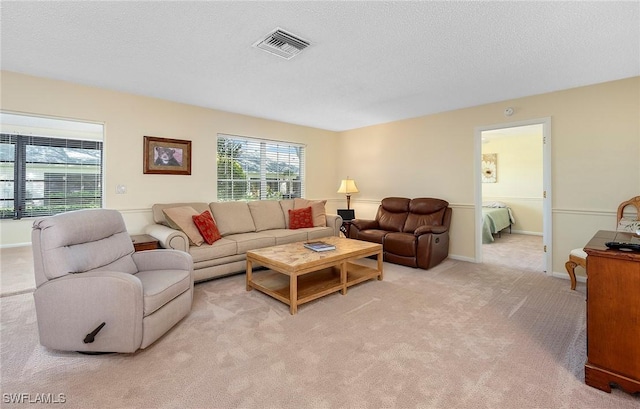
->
xmin=583 ymin=230 xmax=640 ymax=394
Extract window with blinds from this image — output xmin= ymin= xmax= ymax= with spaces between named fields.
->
xmin=217 ymin=134 xmax=305 ymax=201
xmin=0 ymin=113 xmax=103 ymax=219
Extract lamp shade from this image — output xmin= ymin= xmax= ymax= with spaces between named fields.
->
xmin=337 ymin=178 xmax=359 ymax=194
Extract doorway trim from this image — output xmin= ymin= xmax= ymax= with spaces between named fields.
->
xmin=474 ymin=117 xmax=552 ymax=273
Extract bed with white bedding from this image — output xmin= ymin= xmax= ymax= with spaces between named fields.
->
xmin=482 ymin=202 xmax=516 ymax=244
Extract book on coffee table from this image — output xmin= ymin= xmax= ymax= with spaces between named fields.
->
xmin=303 ymin=241 xmax=336 ymax=252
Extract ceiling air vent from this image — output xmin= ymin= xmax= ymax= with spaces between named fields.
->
xmin=253 ymin=28 xmax=310 ymax=60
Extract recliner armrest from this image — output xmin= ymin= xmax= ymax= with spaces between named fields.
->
xmin=414 ymin=225 xmax=448 ymax=236
xmin=351 ymin=219 xmax=379 ymax=230
xmin=132 ymin=249 xmax=193 ymax=272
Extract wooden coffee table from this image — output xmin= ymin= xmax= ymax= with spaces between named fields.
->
xmin=246 ymin=236 xmax=383 ymax=314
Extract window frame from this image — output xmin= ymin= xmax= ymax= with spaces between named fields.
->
xmin=0 ymin=113 xmax=104 ymax=220
xmin=216 ymin=134 xmax=305 ymax=202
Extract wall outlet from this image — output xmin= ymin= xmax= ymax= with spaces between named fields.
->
xmin=116 ymin=185 xmax=127 ymax=194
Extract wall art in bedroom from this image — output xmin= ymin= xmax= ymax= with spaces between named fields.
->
xmin=482 ymin=153 xmax=497 ymax=183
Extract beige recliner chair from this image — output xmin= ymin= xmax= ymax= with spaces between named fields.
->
xmin=32 ymin=208 xmax=194 ymax=353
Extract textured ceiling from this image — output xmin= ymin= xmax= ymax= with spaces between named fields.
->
xmin=1 ymin=1 xmax=639 ymax=131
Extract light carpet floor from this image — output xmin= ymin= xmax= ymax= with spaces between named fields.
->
xmin=1 ymin=249 xmax=638 ymax=408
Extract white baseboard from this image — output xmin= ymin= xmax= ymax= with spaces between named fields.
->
xmin=510 ymin=230 xmax=543 ymax=236
xmin=551 ymin=271 xmax=587 ymax=283
xmin=448 ymin=254 xmax=476 ymax=263
xmin=0 ymin=242 xmax=31 ymax=249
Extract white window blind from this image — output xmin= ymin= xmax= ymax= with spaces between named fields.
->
xmin=0 ymin=113 xmax=103 ymax=219
xmin=217 ymin=134 xmax=305 ymax=201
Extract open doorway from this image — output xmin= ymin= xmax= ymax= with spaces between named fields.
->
xmin=475 ymin=118 xmax=551 ymax=273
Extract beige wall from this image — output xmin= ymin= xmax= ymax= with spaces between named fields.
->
xmin=482 ymin=129 xmax=544 ymax=234
xmin=0 ymin=71 xmax=340 ymax=244
xmin=338 ymin=76 xmax=640 ymax=276
xmin=2 ymin=71 xmax=639 ymax=279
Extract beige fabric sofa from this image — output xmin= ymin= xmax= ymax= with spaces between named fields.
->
xmin=144 ymin=199 xmax=342 ymax=282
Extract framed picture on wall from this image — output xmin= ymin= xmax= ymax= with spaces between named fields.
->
xmin=482 ymin=153 xmax=497 ymax=183
xmin=143 ymin=136 xmax=192 ymax=175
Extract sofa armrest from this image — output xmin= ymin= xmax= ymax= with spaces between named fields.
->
xmin=351 ymin=219 xmax=379 ymax=231
xmin=325 ymin=214 xmax=343 ymax=236
xmin=144 ymin=224 xmax=189 ymax=252
xmin=132 ymin=249 xmax=193 ymax=272
xmin=414 ymin=225 xmax=448 ymax=236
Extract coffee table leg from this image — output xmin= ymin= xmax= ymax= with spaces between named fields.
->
xmin=290 ymin=274 xmax=298 ymax=314
xmin=246 ymin=259 xmax=253 ymax=291
xmin=340 ymin=262 xmax=347 ymax=295
xmin=377 ymin=251 xmax=384 ymax=280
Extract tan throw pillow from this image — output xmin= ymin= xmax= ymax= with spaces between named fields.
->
xmin=162 ymin=206 xmax=205 ymax=246
xmin=280 ymin=199 xmax=294 ymax=228
xmin=293 ymin=198 xmax=327 ymax=227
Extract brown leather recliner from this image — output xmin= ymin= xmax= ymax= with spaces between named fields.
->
xmin=348 ymin=197 xmax=452 ymax=270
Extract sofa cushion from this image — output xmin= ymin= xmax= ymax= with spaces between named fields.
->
xmin=280 ymin=199 xmax=294 ymax=228
xmin=307 ymin=226 xmax=335 ymax=241
xmin=226 ymin=233 xmax=276 ymax=254
xmin=162 ymin=206 xmax=205 ymax=246
xmin=135 ymin=268 xmax=192 ymax=316
xmin=357 ymin=229 xmax=388 ymax=244
xmin=377 ymin=211 xmax=408 ymax=233
xmin=289 ymin=207 xmax=314 ymax=229
xmin=192 ymin=210 xmax=222 ymax=245
xmin=294 ymin=198 xmax=327 ymax=227
xmin=384 ymin=232 xmax=417 ymax=257
xmin=210 ymin=201 xmax=256 ymax=236
xmin=404 ymin=198 xmax=449 ymax=233
xmin=404 ymin=209 xmax=446 ymax=233
xmin=410 ymin=198 xmax=448 ymax=214
xmin=377 ymin=197 xmax=410 ymax=232
xmin=248 ymin=200 xmax=286 ymax=231
xmin=188 ymin=238 xmax=237 ymax=263
xmin=260 ymin=229 xmax=308 ymax=245
xmin=381 ymin=197 xmax=411 ymax=212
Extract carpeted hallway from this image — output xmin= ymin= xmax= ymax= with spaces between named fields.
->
xmin=1 ymin=235 xmax=637 ymax=408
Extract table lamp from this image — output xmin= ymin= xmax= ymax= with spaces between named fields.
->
xmin=337 ymin=177 xmax=359 ymax=210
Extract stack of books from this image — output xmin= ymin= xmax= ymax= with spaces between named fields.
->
xmin=303 ymin=241 xmax=336 ymax=252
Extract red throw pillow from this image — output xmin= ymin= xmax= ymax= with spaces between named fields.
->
xmin=192 ymin=210 xmax=222 ymax=245
xmin=288 ymin=206 xmax=314 ymax=229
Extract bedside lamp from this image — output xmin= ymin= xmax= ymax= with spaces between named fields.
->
xmin=337 ymin=177 xmax=359 ymax=210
